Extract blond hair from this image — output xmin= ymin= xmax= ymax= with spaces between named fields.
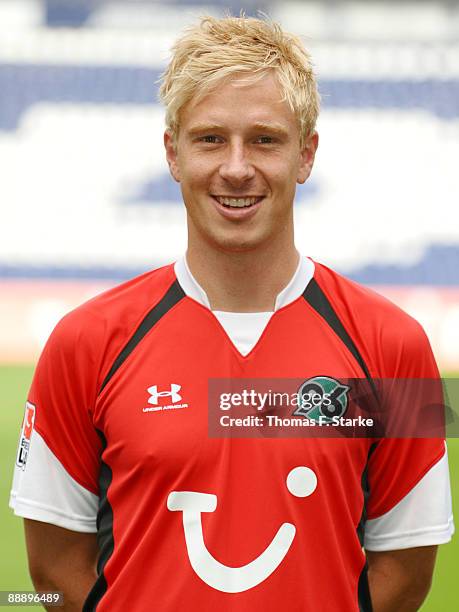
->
xmin=159 ymin=15 xmax=320 ymax=147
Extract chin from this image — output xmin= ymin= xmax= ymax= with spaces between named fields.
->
xmin=209 ymin=231 xmax=271 ymax=254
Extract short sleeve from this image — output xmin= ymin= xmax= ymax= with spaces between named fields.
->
xmin=364 ymin=444 xmax=454 ymax=550
xmin=364 ymin=317 xmax=454 ymax=548
xmin=9 ymin=309 xmax=103 ymax=532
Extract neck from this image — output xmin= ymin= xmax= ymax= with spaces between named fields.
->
xmin=186 ymin=238 xmax=299 ymax=313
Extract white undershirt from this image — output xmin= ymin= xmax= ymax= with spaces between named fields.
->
xmin=175 ymin=254 xmax=314 ymax=356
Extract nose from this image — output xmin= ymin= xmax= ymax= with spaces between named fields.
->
xmin=218 ymin=142 xmax=255 ymax=185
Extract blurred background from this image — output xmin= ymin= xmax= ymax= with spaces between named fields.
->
xmin=0 ymin=0 xmax=458 ymax=368
xmin=0 ymin=0 xmax=458 ymax=607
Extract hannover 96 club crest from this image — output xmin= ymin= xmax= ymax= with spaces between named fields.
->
xmin=294 ymin=376 xmax=350 ymax=424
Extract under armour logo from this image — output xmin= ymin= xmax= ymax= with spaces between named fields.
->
xmin=148 ymin=384 xmax=182 ymax=405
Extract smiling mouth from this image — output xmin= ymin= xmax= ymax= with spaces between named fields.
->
xmin=213 ymin=196 xmax=264 ymax=209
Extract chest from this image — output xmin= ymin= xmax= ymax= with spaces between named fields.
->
xmin=94 ymin=301 xmax=371 ymax=511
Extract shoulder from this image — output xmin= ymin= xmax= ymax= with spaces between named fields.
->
xmin=38 ymin=263 xmax=180 ymax=387
xmin=311 ymin=260 xmax=438 ymax=377
xmin=56 ymin=263 xmax=176 ymax=332
xmin=312 ymin=259 xmax=420 ymax=330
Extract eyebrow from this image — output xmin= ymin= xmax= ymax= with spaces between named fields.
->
xmin=186 ymin=123 xmax=225 ymax=136
xmin=186 ymin=122 xmax=289 ymax=137
xmin=251 ymin=122 xmax=289 ymax=136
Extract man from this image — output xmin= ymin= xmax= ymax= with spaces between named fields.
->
xmin=10 ymin=15 xmax=453 ymax=611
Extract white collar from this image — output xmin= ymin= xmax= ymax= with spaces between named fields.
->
xmin=174 ymin=254 xmax=314 ymax=312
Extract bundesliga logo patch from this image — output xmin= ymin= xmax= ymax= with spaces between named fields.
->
xmin=16 ymin=401 xmax=36 ymax=470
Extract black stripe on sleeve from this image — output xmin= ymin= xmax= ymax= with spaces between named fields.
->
xmin=83 ymin=431 xmax=113 ymax=611
xmin=357 ymin=442 xmax=378 ymax=612
xmin=99 ymin=279 xmax=185 ymax=395
xmin=302 ymin=278 xmax=375 ymax=388
xmin=358 ymin=561 xmax=373 ymax=612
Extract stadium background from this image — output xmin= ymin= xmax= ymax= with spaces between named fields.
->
xmin=0 ymin=0 xmax=457 ymax=608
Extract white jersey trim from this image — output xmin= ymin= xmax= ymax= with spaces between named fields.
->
xmin=174 ymin=253 xmax=315 ymax=312
xmin=174 ymin=254 xmax=315 ymax=356
xmin=10 ymin=427 xmax=98 ymax=533
xmin=364 ymin=446 xmax=454 ymax=551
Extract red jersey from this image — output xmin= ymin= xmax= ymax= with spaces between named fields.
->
xmin=11 ymin=259 xmax=449 ymax=611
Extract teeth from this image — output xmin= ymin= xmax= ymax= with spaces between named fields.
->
xmin=216 ymin=197 xmax=259 ymax=208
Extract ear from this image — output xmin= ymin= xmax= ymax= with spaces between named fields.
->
xmin=164 ymin=130 xmax=181 ymax=182
xmin=297 ymin=131 xmax=319 ymax=184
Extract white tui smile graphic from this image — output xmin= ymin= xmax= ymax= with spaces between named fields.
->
xmin=167 ymin=465 xmax=317 ymax=593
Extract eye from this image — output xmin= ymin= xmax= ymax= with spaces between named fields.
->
xmin=199 ymin=135 xmax=220 ymax=144
xmin=256 ymin=135 xmax=275 ymax=144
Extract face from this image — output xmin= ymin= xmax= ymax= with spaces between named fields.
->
xmin=164 ymin=72 xmax=318 ymax=253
